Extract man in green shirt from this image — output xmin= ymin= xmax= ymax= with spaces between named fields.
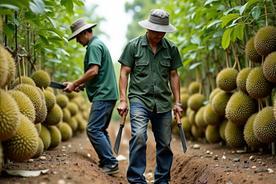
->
xmin=117 ymin=9 xmax=183 ymax=184
xmin=64 ymin=18 xmax=119 ymax=175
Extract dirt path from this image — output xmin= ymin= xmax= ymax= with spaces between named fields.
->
xmin=1 ymin=121 xmax=276 ymax=184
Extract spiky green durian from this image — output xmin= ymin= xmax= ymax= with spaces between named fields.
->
xmin=3 ymin=47 xmax=16 ymax=86
xmin=44 ymin=104 xmax=63 ymax=126
xmin=62 ymin=108 xmax=71 ymax=122
xmin=263 ymin=52 xmax=276 ymax=83
xmin=3 ymin=114 xmax=39 ymax=162
xmin=188 ymin=81 xmax=201 ymax=94
xmin=254 ymin=26 xmax=276 ymax=56
xmin=195 ymin=106 xmax=206 ymax=128
xmin=245 ymin=37 xmax=262 ymax=63
xmin=0 ymin=45 xmax=9 ymax=88
xmin=225 ymin=91 xmax=257 ymax=126
xmin=203 ymin=104 xmax=221 ymax=126
xmin=253 ymin=106 xmax=276 ymax=143
xmin=0 ymin=89 xmax=20 ymax=141
xmin=35 ymin=87 xmax=47 ymax=124
xmin=12 ymin=76 xmax=36 ymax=88
xmin=236 ymin=67 xmax=251 ymax=93
xmin=209 ymin=88 xmax=222 ymax=102
xmin=219 ymin=119 xmax=227 ymax=141
xmin=180 ymin=93 xmax=189 ymax=110
xmin=205 ymin=125 xmax=221 ymax=143
xmin=188 ymin=93 xmax=205 ymax=111
xmin=216 ymin=68 xmax=238 ymax=92
xmin=48 ymin=126 xmax=61 ymax=149
xmin=211 ymin=91 xmax=232 ymax=116
xmin=182 ymin=117 xmax=191 ymax=133
xmin=9 ymin=90 xmax=36 ymax=123
xmin=32 ymin=137 xmax=44 ymax=158
xmin=43 ymin=90 xmax=56 ymax=111
xmin=56 ymin=94 xmax=69 ymax=108
xmin=246 ymin=67 xmax=272 ymax=99
xmin=191 ymin=124 xmax=204 ymax=139
xmin=224 ymin=120 xmax=245 ymax=147
xmin=39 ymin=124 xmax=51 ymax=150
xmin=67 ymin=102 xmax=78 ymax=116
xmin=244 ymin=113 xmax=262 ymax=149
xmin=31 ymin=70 xmax=51 ymax=89
xmin=57 ymin=122 xmax=73 ymax=141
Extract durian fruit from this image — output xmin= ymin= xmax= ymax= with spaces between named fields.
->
xmin=253 ymin=106 xmax=276 ymax=143
xmin=205 ymin=125 xmax=221 ymax=143
xmin=245 ymin=37 xmax=262 ymax=63
xmin=32 ymin=137 xmax=44 ymax=158
xmin=263 ymin=52 xmax=276 ymax=83
xmin=254 ymin=26 xmax=276 ymax=56
xmin=224 ymin=120 xmax=245 ymax=147
xmin=2 ymin=47 xmax=16 ymax=86
xmin=35 ymin=87 xmax=47 ymax=124
xmin=236 ymin=67 xmax=251 ymax=93
xmin=187 ymin=93 xmax=205 ymax=111
xmin=66 ymin=117 xmax=78 ymax=132
xmin=225 ymin=91 xmax=257 ymax=126
xmin=15 ymin=84 xmax=43 ymax=116
xmin=66 ymin=92 xmax=78 ymax=100
xmin=203 ymin=104 xmax=221 ymax=126
xmin=43 ymin=90 xmax=56 ymax=111
xmin=244 ymin=113 xmax=262 ymax=149
xmin=62 ymin=108 xmax=71 ymax=122
xmin=246 ymin=67 xmax=272 ymax=99
xmin=219 ymin=119 xmax=227 ymax=141
xmin=31 ymin=70 xmax=51 ymax=89
xmin=216 ymin=68 xmax=238 ymax=92
xmin=9 ymin=90 xmax=36 ymax=123
xmin=195 ymin=106 xmax=206 ymax=128
xmin=67 ymin=102 xmax=78 ymax=116
xmin=0 ymin=45 xmax=9 ymax=88
xmin=57 ymin=122 xmax=73 ymax=141
xmin=180 ymin=93 xmax=189 ymax=110
xmin=187 ymin=108 xmax=196 ymax=125
xmin=3 ymin=114 xmax=39 ymax=162
xmin=188 ymin=81 xmax=201 ymax=94
xmin=44 ymin=104 xmax=63 ymax=126
xmin=12 ymin=76 xmax=36 ymax=88
xmin=56 ymin=94 xmax=69 ymax=109
xmin=274 ymin=98 xmax=276 ymax=120
xmin=48 ymin=126 xmax=61 ymax=149
xmin=182 ymin=116 xmax=191 ymax=134
xmin=191 ymin=124 xmax=204 ymax=139
xmin=209 ymin=88 xmax=222 ymax=102
xmin=35 ymin=123 xmax=41 ymax=134
xmin=0 ymin=89 xmax=20 ymax=141
xmin=39 ymin=124 xmax=51 ymax=150
xmin=75 ymin=114 xmax=87 ymax=132
xmin=211 ymin=91 xmax=232 ymax=116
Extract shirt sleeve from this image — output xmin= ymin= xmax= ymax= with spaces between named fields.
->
xmin=118 ymin=42 xmax=134 ymax=68
xmin=170 ymin=46 xmax=182 ymax=70
xmin=87 ymin=44 xmax=102 ymax=67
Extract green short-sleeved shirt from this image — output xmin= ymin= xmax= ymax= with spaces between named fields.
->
xmin=84 ymin=36 xmax=118 ymax=102
xmin=118 ymin=34 xmax=182 ymax=113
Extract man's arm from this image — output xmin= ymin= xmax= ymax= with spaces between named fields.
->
xmin=170 ymin=69 xmax=183 ymax=116
xmin=117 ymin=65 xmax=131 ymax=116
xmin=64 ymin=64 xmax=99 ymax=92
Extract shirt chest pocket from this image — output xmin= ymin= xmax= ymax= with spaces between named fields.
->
xmin=159 ymin=56 xmax=172 ymax=79
xmin=134 ymin=54 xmax=149 ymax=77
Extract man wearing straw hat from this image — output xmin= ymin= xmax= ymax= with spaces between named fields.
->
xmin=117 ymin=9 xmax=183 ymax=183
xmin=64 ymin=18 xmax=119 ymax=175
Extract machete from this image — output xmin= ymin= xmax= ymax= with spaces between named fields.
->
xmin=176 ymin=113 xmax=188 ymax=153
xmin=113 ymin=112 xmax=127 ymax=155
xmin=49 ymin=81 xmax=85 ymax=91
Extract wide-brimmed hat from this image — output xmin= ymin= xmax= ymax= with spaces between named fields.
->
xmin=138 ymin=9 xmax=176 ymax=33
xmin=68 ymin=18 xmax=97 ymax=41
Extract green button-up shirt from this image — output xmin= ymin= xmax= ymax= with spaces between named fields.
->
xmin=118 ymin=34 xmax=182 ymax=113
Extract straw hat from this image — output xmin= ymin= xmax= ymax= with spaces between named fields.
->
xmin=68 ymin=18 xmax=97 ymax=41
xmin=138 ymin=9 xmax=176 ymax=33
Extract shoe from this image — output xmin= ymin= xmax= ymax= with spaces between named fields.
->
xmin=102 ymin=163 xmax=119 ymax=175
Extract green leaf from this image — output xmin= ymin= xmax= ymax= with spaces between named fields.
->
xmin=233 ymin=23 xmax=245 ymax=41
xmin=220 ymin=13 xmax=239 ymax=28
xmin=61 ymin=0 xmax=73 ymax=14
xmin=221 ymin=28 xmax=232 ymax=49
xmin=29 ymin=0 xmax=45 ymax=14
xmin=189 ymin=62 xmax=201 ymax=70
xmin=251 ymin=6 xmax=261 ymax=20
xmin=204 ymin=0 xmax=218 ymax=6
xmin=240 ymin=0 xmax=259 ymax=15
xmin=206 ymin=20 xmax=221 ymax=29
xmin=0 ymin=4 xmax=19 ymax=11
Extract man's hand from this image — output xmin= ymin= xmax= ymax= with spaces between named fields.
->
xmin=63 ymin=82 xmax=76 ymax=93
xmin=173 ymin=102 xmax=183 ymax=119
xmin=117 ymin=100 xmax=128 ymax=117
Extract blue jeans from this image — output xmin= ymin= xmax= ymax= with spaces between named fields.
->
xmin=127 ymin=102 xmax=173 ymax=184
xmin=87 ymin=100 xmax=118 ymax=166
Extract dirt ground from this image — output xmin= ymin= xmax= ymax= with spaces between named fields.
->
xmin=0 ymin=121 xmax=276 ymax=184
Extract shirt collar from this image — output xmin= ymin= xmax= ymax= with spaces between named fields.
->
xmin=86 ymin=36 xmax=96 ymax=49
xmin=141 ymin=34 xmax=167 ymax=49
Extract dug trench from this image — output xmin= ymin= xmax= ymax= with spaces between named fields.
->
xmin=0 ymin=120 xmax=276 ymax=184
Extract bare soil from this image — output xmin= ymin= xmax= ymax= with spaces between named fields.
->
xmin=1 ymin=121 xmax=276 ymax=184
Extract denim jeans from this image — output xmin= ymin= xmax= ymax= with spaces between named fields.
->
xmin=87 ymin=100 xmax=118 ymax=167
xmin=127 ymin=102 xmax=173 ymax=184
